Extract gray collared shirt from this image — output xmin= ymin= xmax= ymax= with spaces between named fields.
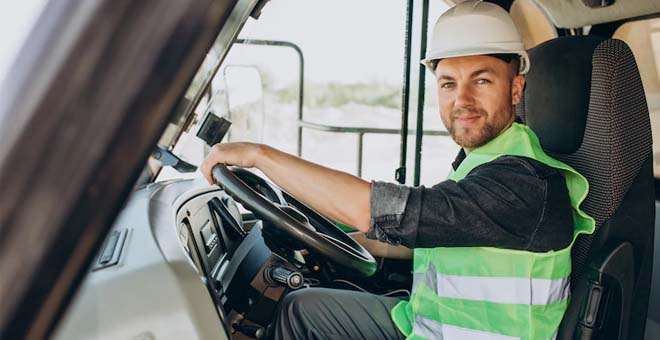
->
xmin=366 ymin=151 xmax=574 ymax=252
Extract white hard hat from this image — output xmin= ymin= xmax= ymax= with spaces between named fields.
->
xmin=422 ymin=0 xmax=530 ymax=75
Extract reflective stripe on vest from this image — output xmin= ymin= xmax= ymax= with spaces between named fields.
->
xmin=391 ymin=123 xmax=595 ymax=340
xmin=413 ymin=264 xmax=570 ymax=306
xmin=414 ymin=315 xmax=527 ymax=340
xmin=414 ymin=315 xmax=559 ymax=340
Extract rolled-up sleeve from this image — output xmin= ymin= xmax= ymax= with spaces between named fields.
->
xmin=365 ymin=156 xmax=574 ymax=251
xmin=366 ymin=181 xmax=416 ymax=246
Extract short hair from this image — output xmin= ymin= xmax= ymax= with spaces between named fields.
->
xmin=431 ymin=54 xmax=521 ymax=75
xmin=488 ymin=54 xmax=521 ymax=76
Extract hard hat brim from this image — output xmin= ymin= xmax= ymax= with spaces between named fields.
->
xmin=421 ymin=47 xmax=530 ymax=75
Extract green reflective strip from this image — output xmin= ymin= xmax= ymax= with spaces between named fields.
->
xmin=412 ymin=284 xmax=567 ymax=339
xmin=392 ymin=300 xmax=414 ymax=337
xmin=413 ymin=247 xmax=572 ymax=279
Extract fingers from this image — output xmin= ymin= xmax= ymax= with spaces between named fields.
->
xmin=201 ymin=144 xmax=222 ymax=185
xmin=201 ymin=142 xmax=257 ymax=185
xmin=200 ymin=155 xmax=214 ymax=185
xmin=202 ymin=163 xmax=214 ymax=185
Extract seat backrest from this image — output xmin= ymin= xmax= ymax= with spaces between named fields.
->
xmin=517 ymin=36 xmax=654 ymax=339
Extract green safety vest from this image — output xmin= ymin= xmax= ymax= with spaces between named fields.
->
xmin=391 ymin=122 xmax=595 ymax=340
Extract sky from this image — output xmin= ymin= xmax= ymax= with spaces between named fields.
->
xmin=0 ymin=0 xmax=448 ymax=88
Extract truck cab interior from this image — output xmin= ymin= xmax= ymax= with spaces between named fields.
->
xmin=1 ymin=0 xmax=660 ymax=339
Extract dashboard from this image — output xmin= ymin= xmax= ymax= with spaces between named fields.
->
xmin=53 ymin=178 xmax=293 ymax=340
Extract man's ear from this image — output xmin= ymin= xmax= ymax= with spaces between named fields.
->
xmin=511 ymin=75 xmax=525 ymax=105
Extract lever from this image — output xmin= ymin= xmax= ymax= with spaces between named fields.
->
xmin=265 ymin=264 xmax=304 ymax=290
xmin=152 ymin=145 xmax=197 ymax=173
xmin=233 ymin=324 xmax=265 ymax=339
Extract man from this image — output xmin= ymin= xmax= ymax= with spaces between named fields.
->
xmin=201 ymin=1 xmax=594 ymax=339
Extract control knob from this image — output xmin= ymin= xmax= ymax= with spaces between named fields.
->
xmin=265 ymin=265 xmax=304 ymax=289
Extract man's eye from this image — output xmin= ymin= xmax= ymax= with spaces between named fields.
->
xmin=440 ymin=82 xmax=455 ymax=89
xmin=476 ymin=79 xmax=491 ymax=84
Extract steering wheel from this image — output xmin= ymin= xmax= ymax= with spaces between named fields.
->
xmin=212 ymin=164 xmax=377 ymax=277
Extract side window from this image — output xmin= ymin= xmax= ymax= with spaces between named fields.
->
xmin=613 ymin=18 xmax=660 ymax=176
xmin=206 ymin=0 xmax=414 ymax=183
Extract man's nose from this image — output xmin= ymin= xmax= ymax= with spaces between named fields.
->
xmin=454 ymin=84 xmax=475 ymax=108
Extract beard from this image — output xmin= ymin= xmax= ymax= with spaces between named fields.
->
xmin=445 ymin=107 xmax=501 ymax=148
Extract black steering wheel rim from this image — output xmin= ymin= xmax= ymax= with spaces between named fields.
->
xmin=212 ymin=164 xmax=377 ymax=277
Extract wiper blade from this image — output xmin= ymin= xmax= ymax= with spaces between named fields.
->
xmin=151 ymin=145 xmax=197 ymax=173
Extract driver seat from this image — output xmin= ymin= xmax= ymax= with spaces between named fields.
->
xmin=516 ymin=36 xmax=654 ymax=339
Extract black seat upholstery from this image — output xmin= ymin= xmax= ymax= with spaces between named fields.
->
xmin=517 ymin=36 xmax=655 ymax=339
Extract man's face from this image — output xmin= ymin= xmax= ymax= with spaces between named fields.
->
xmin=435 ymin=55 xmax=525 ymax=149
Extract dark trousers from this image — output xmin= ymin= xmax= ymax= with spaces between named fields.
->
xmin=273 ymin=288 xmax=406 ymax=340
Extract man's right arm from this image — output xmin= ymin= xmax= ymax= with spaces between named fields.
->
xmin=200 ymin=142 xmax=372 ymax=233
xmin=367 ymin=156 xmax=574 ymax=252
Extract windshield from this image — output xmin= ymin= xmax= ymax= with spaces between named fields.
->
xmin=0 ymin=1 xmax=48 ymax=86
xmin=154 ymin=0 xmax=457 ymax=185
xmin=142 ymin=0 xmax=260 ymax=184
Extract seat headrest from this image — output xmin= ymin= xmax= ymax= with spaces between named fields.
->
xmin=519 ymin=36 xmax=652 ymax=228
xmin=521 ymin=36 xmax=605 ymax=154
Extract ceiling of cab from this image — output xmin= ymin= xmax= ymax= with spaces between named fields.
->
xmin=442 ymin=0 xmax=660 ymax=29
xmin=533 ymin=0 xmax=660 ymax=28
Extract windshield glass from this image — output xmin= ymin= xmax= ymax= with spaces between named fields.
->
xmin=0 ymin=1 xmax=48 ymax=86
xmin=156 ymin=0 xmax=458 ymax=185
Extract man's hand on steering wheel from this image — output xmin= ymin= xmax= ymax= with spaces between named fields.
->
xmin=200 ymin=141 xmax=373 ymax=234
xmin=199 ymin=141 xmax=377 ymax=277
xmin=200 ymin=142 xmax=265 ymax=184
